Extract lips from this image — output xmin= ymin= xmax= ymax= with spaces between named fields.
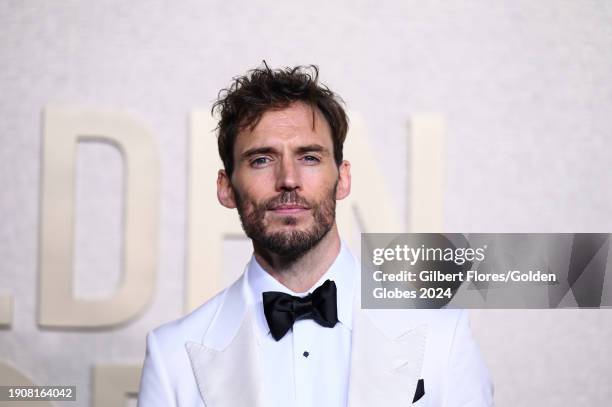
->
xmin=269 ymin=204 xmax=310 ymax=214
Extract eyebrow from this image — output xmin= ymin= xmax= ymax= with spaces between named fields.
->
xmin=295 ymin=144 xmax=329 ymax=155
xmin=240 ymin=146 xmax=277 ymax=160
xmin=240 ymin=144 xmax=330 ymax=160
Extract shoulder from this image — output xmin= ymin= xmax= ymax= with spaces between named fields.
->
xmin=138 ymin=286 xmax=236 ymax=405
xmin=148 ymin=286 xmax=229 ymax=356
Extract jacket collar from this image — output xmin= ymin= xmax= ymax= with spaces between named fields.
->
xmin=186 ymin=268 xmax=264 ymax=407
xmin=199 ymin=267 xmax=251 ymax=351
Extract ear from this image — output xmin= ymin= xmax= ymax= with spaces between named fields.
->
xmin=217 ymin=169 xmax=237 ymax=209
xmin=335 ymin=160 xmax=351 ymax=200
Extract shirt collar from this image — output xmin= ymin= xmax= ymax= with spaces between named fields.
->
xmin=246 ymin=240 xmax=358 ymax=340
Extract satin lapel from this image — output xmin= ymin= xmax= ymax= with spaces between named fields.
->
xmin=348 ymin=309 xmax=428 ymax=407
xmin=185 ymin=273 xmax=263 ymax=407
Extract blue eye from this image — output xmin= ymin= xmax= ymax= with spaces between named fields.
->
xmin=251 ymin=157 xmax=271 ymax=167
xmin=303 ymin=155 xmax=320 ymax=163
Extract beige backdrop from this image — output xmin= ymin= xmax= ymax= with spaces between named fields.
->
xmin=1 ymin=1 xmax=612 ymax=406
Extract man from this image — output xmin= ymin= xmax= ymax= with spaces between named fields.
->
xmin=137 ymin=64 xmax=494 ymax=407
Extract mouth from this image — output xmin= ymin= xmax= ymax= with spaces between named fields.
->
xmin=268 ymin=204 xmax=310 ymax=215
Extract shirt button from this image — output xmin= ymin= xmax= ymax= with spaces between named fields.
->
xmin=303 ymin=351 xmax=309 ymax=358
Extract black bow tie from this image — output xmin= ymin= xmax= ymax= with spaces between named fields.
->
xmin=262 ymin=279 xmax=339 ymax=341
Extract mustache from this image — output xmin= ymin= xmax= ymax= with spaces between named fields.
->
xmin=265 ymin=190 xmax=311 ymax=209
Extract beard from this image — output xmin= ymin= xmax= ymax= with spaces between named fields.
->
xmin=233 ymin=182 xmax=338 ymax=259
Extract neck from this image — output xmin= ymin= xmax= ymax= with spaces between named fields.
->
xmin=253 ymin=224 xmax=342 ymax=292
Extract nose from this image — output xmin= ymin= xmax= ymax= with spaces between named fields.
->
xmin=275 ymin=157 xmax=301 ymax=191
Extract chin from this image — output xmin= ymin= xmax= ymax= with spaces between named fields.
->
xmin=269 ymin=224 xmax=309 ymax=234
xmin=269 ymin=215 xmax=307 ymax=226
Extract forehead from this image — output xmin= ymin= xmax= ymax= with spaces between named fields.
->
xmin=235 ymin=102 xmax=333 ymax=151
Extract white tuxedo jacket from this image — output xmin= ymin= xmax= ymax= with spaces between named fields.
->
xmin=138 ymin=263 xmax=493 ymax=407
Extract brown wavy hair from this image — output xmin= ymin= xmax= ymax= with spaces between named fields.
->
xmin=212 ymin=62 xmax=349 ymax=178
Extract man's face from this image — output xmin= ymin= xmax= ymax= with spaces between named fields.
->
xmin=217 ymin=101 xmax=350 ymax=257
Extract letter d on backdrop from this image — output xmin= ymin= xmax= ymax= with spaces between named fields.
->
xmin=39 ymin=108 xmax=158 ymax=327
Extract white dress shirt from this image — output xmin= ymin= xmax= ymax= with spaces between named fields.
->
xmin=245 ymin=241 xmax=357 ymax=407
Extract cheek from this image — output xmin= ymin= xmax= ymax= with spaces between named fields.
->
xmin=303 ymin=168 xmax=338 ymax=194
xmin=234 ymin=182 xmax=268 ymax=211
xmin=234 ymin=169 xmax=274 ymax=195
